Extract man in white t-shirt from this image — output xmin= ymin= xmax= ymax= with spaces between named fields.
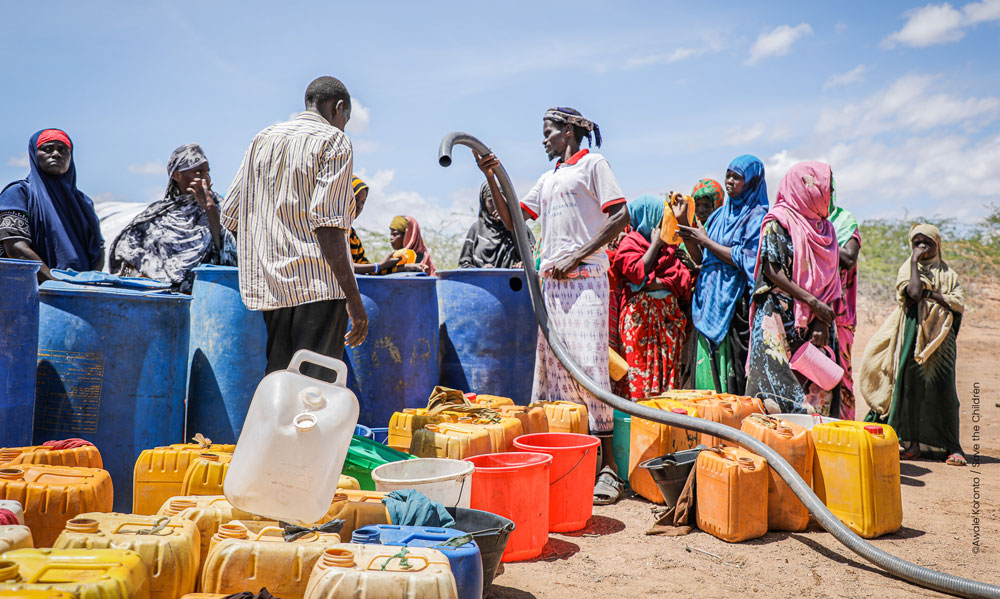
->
xmin=477 ymin=106 xmax=630 ymax=502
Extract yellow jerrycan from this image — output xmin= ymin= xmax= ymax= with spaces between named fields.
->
xmin=409 ymin=423 xmax=493 ymax=459
xmin=0 ymin=548 xmax=150 ymax=599
xmin=495 ymin=404 xmax=549 ymax=435
xmin=132 ymin=441 xmax=235 ymax=515
xmin=0 ymin=525 xmax=33 ymax=553
xmin=303 ymin=545 xmax=457 ymax=599
xmin=529 ymin=401 xmax=589 ymax=434
xmin=180 ymin=453 xmax=231 ymax=497
xmin=0 ymin=443 xmax=102 ymax=470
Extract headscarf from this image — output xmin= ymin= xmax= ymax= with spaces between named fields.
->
xmin=692 ymin=179 xmax=724 ymax=210
xmin=543 ymin=107 xmax=602 ymax=147
xmin=860 ymin=223 xmax=964 ymax=415
xmin=626 ymin=194 xmax=664 ymax=241
xmin=389 ymin=216 xmax=409 ymax=233
xmin=756 ymin=161 xmax=841 ymax=330
xmin=0 ymin=129 xmax=103 ymax=270
xmin=394 ymin=215 xmax=436 ymax=276
xmin=458 ymin=182 xmax=534 ymax=268
xmin=828 ymin=175 xmax=859 ymax=248
xmin=109 ymin=143 xmax=236 ymax=292
xmin=691 ymin=154 xmax=769 ymax=346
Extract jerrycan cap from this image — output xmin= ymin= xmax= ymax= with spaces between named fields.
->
xmin=294 ymin=412 xmax=319 ymax=431
xmin=0 ymin=560 xmax=19 ymax=582
xmin=671 ymin=408 xmax=688 ymax=415
xmin=0 ymin=468 xmax=24 ymax=481
xmin=864 ymin=425 xmax=884 ymax=436
xmin=737 ymin=456 xmax=757 ymax=470
xmin=0 ymin=449 xmax=22 ymax=462
xmin=300 ymin=387 xmax=325 ymax=409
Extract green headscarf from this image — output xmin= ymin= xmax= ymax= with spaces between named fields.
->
xmin=828 ymin=175 xmax=858 ymax=248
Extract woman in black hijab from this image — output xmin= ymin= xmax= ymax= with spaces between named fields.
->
xmin=458 ymin=182 xmax=534 ymax=268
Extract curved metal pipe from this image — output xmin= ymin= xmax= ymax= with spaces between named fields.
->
xmin=438 ymin=131 xmax=1000 ymax=599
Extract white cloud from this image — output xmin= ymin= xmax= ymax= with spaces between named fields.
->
xmin=823 ymin=64 xmax=867 ymax=90
xmin=346 ymin=98 xmax=371 ymax=135
xmin=623 ymin=42 xmax=723 ymax=69
xmin=721 ymin=123 xmax=766 ymax=146
xmin=747 ymin=23 xmax=813 ymax=64
xmin=882 ymin=0 xmax=1000 ymax=48
xmin=127 ymin=161 xmax=164 ymax=175
xmin=352 ymin=168 xmax=472 ymax=237
xmin=816 ymin=74 xmax=999 ymax=138
xmin=6 ymin=153 xmax=29 ymax=167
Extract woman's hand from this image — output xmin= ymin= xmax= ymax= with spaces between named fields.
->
xmin=809 ymin=321 xmax=830 ymax=347
xmin=678 ymin=222 xmax=709 ymax=246
xmin=928 ymin=290 xmax=949 ymax=307
xmin=808 ymin=296 xmax=835 ymax=325
xmin=670 ymin=194 xmax=690 ymax=227
xmin=650 ymin=226 xmax=664 ymax=250
xmin=911 ymin=245 xmax=929 ymax=263
xmin=403 ymin=263 xmax=428 ymax=273
xmin=188 ymin=177 xmax=221 ymax=246
xmin=645 ymin=279 xmax=668 ymax=291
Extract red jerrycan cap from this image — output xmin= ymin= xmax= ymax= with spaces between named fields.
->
xmin=671 ymin=408 xmax=688 ymax=414
xmin=464 ymin=392 xmax=477 ymax=402
xmin=864 ymin=425 xmax=884 ymax=436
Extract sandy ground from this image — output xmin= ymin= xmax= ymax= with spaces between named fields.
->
xmin=492 ymin=292 xmax=1000 ymax=598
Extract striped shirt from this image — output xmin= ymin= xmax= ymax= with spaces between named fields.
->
xmin=349 ymin=227 xmax=369 ymax=264
xmin=222 ymin=111 xmax=354 ymax=310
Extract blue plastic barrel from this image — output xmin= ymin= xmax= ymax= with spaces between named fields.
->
xmin=1 ymin=259 xmax=41 ymax=446
xmin=352 ymin=523 xmax=483 ymax=599
xmin=34 ymin=280 xmax=190 ymax=511
xmin=344 ymin=274 xmax=439 ymax=427
xmin=437 ymin=269 xmax=536 ymax=404
xmin=187 ymin=265 xmax=267 ymax=444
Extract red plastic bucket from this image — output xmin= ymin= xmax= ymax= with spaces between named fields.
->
xmin=513 ymin=432 xmax=600 ymax=532
xmin=465 ymin=452 xmax=552 ymax=562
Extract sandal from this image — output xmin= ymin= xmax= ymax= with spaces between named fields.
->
xmin=946 ymin=453 xmax=967 ymax=466
xmin=594 ymin=466 xmax=626 ymax=506
xmin=900 ymin=446 xmax=921 ymax=460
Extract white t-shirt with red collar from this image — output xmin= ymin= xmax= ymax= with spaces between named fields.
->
xmin=520 ymin=149 xmax=626 ymax=273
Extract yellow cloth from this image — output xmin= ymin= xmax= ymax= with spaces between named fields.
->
xmin=859 ymin=224 xmax=964 ymax=415
xmin=390 ymin=215 xmax=409 ymax=232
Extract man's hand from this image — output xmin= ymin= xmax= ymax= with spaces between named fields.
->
xmin=549 ymin=253 xmax=582 ymax=280
xmin=474 ymin=151 xmax=500 ymax=177
xmin=345 ymin=295 xmax=368 ymax=347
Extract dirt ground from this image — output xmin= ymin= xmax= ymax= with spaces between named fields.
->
xmin=492 ymin=291 xmax=1000 ymax=598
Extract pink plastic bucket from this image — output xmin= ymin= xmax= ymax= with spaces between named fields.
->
xmin=513 ymin=432 xmax=600 ymax=532
xmin=789 ymin=342 xmax=844 ymax=391
xmin=466 ymin=452 xmax=552 ymax=562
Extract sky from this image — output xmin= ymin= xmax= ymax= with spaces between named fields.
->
xmin=1 ymin=1 xmax=999 ymax=237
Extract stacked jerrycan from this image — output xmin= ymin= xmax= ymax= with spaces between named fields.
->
xmin=0 ymin=441 xmax=103 ymax=470
xmin=0 ymin=464 xmax=113 ymax=547
xmin=132 ymin=438 xmax=235 ymax=515
xmin=812 ymin=421 xmax=902 ymax=538
xmin=303 ymin=545 xmax=458 ymax=599
xmin=53 ymin=513 xmax=200 ymax=599
xmin=695 ymin=446 xmax=769 ymax=543
xmin=0 ymin=548 xmax=150 ymax=598
xmin=628 ymin=398 xmax=699 ymax=503
xmin=224 ymin=350 xmax=359 ymax=524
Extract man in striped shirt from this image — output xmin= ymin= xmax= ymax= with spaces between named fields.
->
xmin=222 ymin=76 xmax=367 ymax=378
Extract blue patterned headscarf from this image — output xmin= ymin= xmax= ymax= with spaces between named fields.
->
xmin=691 ymin=154 xmax=769 ymax=346
xmin=627 ymin=195 xmax=663 ymax=241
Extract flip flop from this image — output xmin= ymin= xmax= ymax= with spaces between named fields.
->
xmin=593 ymin=466 xmax=626 ymax=506
xmin=945 ymin=453 xmax=967 ymax=466
xmin=900 ymin=446 xmax=921 ymax=460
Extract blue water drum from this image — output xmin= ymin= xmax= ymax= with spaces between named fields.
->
xmin=343 ymin=274 xmax=439 ymax=427
xmin=1 ymin=259 xmax=41 ymax=446
xmin=437 ymin=269 xmax=536 ymax=404
xmin=34 ymin=281 xmax=190 ymax=511
xmin=352 ymin=523 xmax=483 ymax=599
xmin=187 ymin=265 xmax=267 ymax=444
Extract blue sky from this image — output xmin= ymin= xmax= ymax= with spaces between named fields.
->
xmin=2 ymin=1 xmax=998 ymax=236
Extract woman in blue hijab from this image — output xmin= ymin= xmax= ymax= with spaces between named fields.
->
xmin=679 ymin=154 xmax=769 ymax=394
xmin=0 ymin=129 xmax=104 ymax=280
xmin=611 ymin=195 xmax=694 ymax=400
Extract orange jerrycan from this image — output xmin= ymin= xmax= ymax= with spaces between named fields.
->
xmin=812 ymin=421 xmax=902 ymax=538
xmin=0 ymin=443 xmax=102 ymax=470
xmin=0 ymin=548 xmax=150 ymax=599
xmin=0 ymin=590 xmax=75 ymax=598
xmin=303 ymin=545 xmax=458 ymax=599
xmin=0 ymin=464 xmax=113 ymax=547
xmin=409 ymin=423 xmax=493 ymax=459
xmin=717 ymin=394 xmax=765 ymax=423
xmin=180 ymin=453 xmax=231 ymax=496
xmin=628 ymin=399 xmax=700 ymax=503
xmin=529 ymin=401 xmax=589 ymax=434
xmin=679 ymin=396 xmax=741 ymax=448
xmin=740 ymin=414 xmax=814 ymax=531
xmin=695 ymin=446 xmax=768 ymax=542
xmin=323 ymin=490 xmax=390 ymax=538
xmin=660 ymin=193 xmax=696 ymax=246
xmin=133 ymin=442 xmax=235 ymax=515
xmin=496 ymin=405 xmax=549 ymax=435
xmin=53 ymin=513 xmax=200 ymax=599
xmin=200 ymin=522 xmax=341 ymax=599
xmin=0 ymin=525 xmax=33 ymax=553
xmin=387 ymin=409 xmax=455 ymax=453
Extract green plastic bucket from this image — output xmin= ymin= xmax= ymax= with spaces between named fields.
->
xmin=344 ymin=434 xmax=415 ymax=490
xmin=612 ymin=409 xmax=631 ymax=485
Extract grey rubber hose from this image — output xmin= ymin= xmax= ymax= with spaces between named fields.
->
xmin=438 ymin=131 xmax=1000 ymax=599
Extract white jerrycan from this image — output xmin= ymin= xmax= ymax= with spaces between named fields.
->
xmin=224 ymin=349 xmax=359 ymax=523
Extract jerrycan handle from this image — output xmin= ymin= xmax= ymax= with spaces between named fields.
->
xmin=288 ymin=350 xmax=348 ymax=387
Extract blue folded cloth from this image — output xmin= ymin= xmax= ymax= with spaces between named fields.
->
xmin=382 ymin=489 xmax=456 ymax=528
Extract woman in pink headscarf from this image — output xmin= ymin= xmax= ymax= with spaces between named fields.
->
xmin=745 ymin=161 xmax=844 ymax=415
xmin=387 ymin=215 xmax=435 ymax=275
